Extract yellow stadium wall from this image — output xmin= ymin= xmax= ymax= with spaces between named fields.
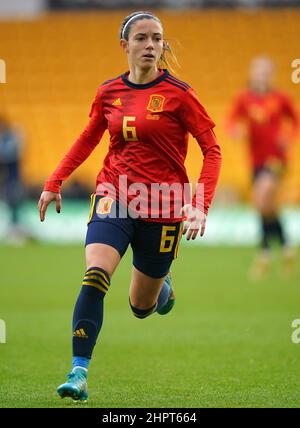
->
xmin=0 ymin=9 xmax=299 ymax=203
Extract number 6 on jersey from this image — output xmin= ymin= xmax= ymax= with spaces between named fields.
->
xmin=123 ymin=116 xmax=138 ymax=142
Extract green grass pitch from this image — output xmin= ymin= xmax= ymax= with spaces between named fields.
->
xmin=0 ymin=243 xmax=300 ymax=408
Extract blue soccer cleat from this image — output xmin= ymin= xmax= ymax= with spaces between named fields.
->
xmin=157 ymin=272 xmax=176 ymax=315
xmin=57 ymin=367 xmax=88 ymax=402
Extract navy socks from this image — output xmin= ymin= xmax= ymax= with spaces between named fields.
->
xmin=261 ymin=216 xmax=286 ymax=249
xmin=72 ymin=267 xmax=110 ymax=364
xmin=72 ymin=268 xmax=170 ymax=370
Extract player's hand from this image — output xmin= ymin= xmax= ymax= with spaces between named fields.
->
xmin=180 ymin=204 xmax=207 ymax=240
xmin=38 ymin=191 xmax=62 ymax=222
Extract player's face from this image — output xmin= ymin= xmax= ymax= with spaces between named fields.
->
xmin=123 ymin=19 xmax=164 ymax=70
xmin=249 ymin=58 xmax=274 ymax=92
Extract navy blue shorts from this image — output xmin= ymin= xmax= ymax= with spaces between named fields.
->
xmin=85 ymin=195 xmax=183 ymax=279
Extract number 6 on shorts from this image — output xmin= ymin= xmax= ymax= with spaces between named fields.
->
xmin=160 ymin=226 xmax=176 ymax=253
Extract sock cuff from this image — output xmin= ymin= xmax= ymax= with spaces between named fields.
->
xmin=129 ymin=299 xmax=157 ymax=319
xmin=83 ymin=266 xmax=111 ymax=296
xmin=86 ymin=266 xmax=110 ymax=283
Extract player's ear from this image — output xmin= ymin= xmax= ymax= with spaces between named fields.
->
xmin=120 ymin=39 xmax=129 ymax=54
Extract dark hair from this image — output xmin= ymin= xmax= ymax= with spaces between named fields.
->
xmin=119 ymin=11 xmax=161 ymax=41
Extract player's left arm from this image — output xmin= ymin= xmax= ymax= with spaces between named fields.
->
xmin=280 ymin=93 xmax=299 ymax=145
xmin=179 ymin=88 xmax=222 ymax=240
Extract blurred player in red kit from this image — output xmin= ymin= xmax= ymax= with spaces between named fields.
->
xmin=38 ymin=11 xmax=221 ymax=400
xmin=227 ymin=56 xmax=298 ymax=278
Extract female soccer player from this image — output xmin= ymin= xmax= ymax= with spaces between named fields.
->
xmin=38 ymin=11 xmax=222 ymax=401
xmin=227 ymin=56 xmax=298 ymax=278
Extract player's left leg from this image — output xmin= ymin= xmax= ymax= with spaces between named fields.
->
xmin=129 ymin=220 xmax=182 ymax=318
xmin=129 ymin=267 xmax=174 ymax=318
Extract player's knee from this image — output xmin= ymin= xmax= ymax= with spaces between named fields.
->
xmin=82 ymin=266 xmax=111 ymax=298
xmin=129 ymin=299 xmax=157 ymax=319
xmin=85 ymin=243 xmax=120 ymax=278
xmin=255 ymin=175 xmax=276 ymax=196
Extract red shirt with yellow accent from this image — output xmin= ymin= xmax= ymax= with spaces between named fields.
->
xmin=44 ymin=69 xmax=222 ymax=221
xmin=227 ymin=89 xmax=298 ymax=169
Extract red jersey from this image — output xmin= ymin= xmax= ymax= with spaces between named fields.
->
xmin=227 ymin=89 xmax=298 ymax=169
xmin=44 ymin=69 xmax=222 ymax=221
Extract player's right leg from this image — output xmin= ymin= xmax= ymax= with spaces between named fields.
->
xmin=250 ymin=168 xmax=285 ymax=279
xmin=57 ymin=195 xmax=133 ymax=401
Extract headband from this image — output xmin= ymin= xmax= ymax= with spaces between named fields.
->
xmin=121 ymin=13 xmax=155 ymax=39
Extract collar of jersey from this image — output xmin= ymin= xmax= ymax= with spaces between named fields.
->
xmin=122 ymin=69 xmax=169 ymax=89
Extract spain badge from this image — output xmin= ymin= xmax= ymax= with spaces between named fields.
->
xmin=147 ymin=94 xmax=165 ymax=113
xmin=96 ymin=197 xmax=114 ymax=215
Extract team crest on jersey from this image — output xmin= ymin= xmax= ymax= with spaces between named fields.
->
xmin=96 ymin=197 xmax=114 ymax=215
xmin=147 ymin=94 xmax=165 ymax=113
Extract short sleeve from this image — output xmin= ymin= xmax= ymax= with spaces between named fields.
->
xmin=179 ymin=88 xmax=215 ymax=138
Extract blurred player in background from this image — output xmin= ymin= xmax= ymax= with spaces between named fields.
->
xmin=0 ymin=115 xmax=26 ymax=244
xmin=38 ymin=11 xmax=221 ymax=401
xmin=227 ymin=56 xmax=298 ymax=278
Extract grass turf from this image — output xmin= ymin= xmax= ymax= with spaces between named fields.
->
xmin=0 ymin=243 xmax=299 ymax=408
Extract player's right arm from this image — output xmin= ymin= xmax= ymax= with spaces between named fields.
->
xmin=225 ymin=93 xmax=247 ymax=140
xmin=38 ymin=190 xmax=62 ymax=222
xmin=38 ymin=88 xmax=107 ymax=221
